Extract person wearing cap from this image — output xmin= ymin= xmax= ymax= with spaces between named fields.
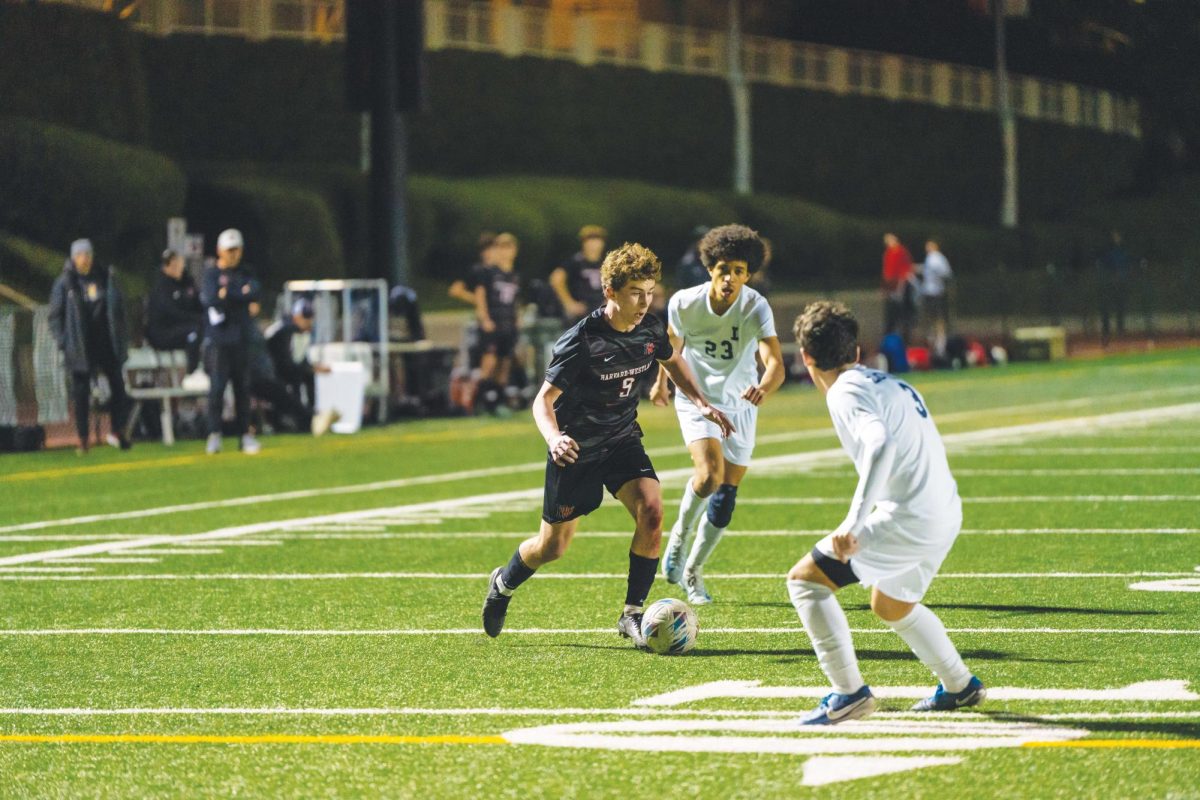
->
xmin=145 ymin=249 xmax=205 ymax=376
xmin=200 ymin=228 xmax=261 ymax=454
xmin=256 ymin=298 xmax=338 ymax=436
xmin=48 ymin=238 xmax=132 ymax=453
xmin=549 ymin=225 xmax=607 ymax=323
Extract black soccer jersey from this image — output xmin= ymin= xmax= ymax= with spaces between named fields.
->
xmin=480 ymin=265 xmax=520 ymax=332
xmin=561 ymin=252 xmax=605 ymax=314
xmin=544 ymin=308 xmax=673 ymax=456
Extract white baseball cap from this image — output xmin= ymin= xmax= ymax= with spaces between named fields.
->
xmin=217 ymin=228 xmax=244 ymax=251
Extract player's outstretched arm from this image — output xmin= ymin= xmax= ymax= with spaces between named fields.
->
xmin=532 ymin=381 xmax=579 ymax=465
xmin=660 ymin=352 xmax=735 ymax=438
xmin=742 ymin=335 xmax=786 ymax=406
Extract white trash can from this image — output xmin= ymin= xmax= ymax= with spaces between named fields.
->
xmin=315 ymin=361 xmax=367 ymax=434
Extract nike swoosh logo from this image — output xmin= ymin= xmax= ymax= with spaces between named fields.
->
xmin=603 ymin=354 xmax=617 ymax=362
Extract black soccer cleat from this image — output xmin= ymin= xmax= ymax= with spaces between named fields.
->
xmin=482 ymin=567 xmax=512 ymax=638
xmin=617 ymin=611 xmax=649 ymax=651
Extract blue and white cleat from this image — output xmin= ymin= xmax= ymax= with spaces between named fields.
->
xmin=662 ymin=523 xmax=687 ymax=585
xmin=683 ymin=567 xmax=713 ymax=606
xmin=798 ymin=686 xmax=877 ymax=725
xmin=911 ymin=676 xmax=987 ymax=712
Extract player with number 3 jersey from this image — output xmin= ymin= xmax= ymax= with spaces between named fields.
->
xmin=651 ymin=225 xmax=785 ymax=605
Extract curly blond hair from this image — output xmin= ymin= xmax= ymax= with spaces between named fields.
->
xmin=600 ymin=242 xmax=662 ymax=291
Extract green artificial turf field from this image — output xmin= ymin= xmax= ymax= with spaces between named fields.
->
xmin=0 ymin=350 xmax=1198 ymax=798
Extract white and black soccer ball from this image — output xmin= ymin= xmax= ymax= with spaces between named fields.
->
xmin=640 ymin=598 xmax=699 ymax=655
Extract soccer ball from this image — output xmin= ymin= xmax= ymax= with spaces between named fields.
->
xmin=640 ymin=598 xmax=699 ymax=655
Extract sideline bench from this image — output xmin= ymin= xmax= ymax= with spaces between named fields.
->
xmin=123 ymin=347 xmax=207 ymax=445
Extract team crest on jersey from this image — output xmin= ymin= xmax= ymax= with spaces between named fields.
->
xmin=558 ymin=505 xmax=575 ymax=519
xmin=644 ymin=343 xmax=657 ymax=355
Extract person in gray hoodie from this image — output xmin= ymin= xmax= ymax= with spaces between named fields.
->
xmin=48 ymin=239 xmax=131 ymax=453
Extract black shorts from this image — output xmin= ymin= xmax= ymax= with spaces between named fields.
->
xmin=480 ymin=328 xmax=517 ymax=359
xmin=542 ymin=436 xmax=658 ymax=523
xmin=810 ymin=546 xmax=860 ymax=588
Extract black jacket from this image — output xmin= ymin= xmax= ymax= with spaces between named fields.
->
xmin=145 ymin=271 xmax=203 ymax=349
xmin=47 ymin=260 xmax=128 ymax=373
xmin=200 ymin=263 xmax=261 ymax=346
xmin=264 ymin=318 xmax=313 ymax=386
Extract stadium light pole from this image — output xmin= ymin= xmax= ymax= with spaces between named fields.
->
xmin=994 ymin=0 xmax=1019 ymax=229
xmin=368 ymin=0 xmax=410 ymax=287
xmin=727 ymin=0 xmax=752 ymax=195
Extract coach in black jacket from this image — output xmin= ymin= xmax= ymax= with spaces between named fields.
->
xmin=146 ymin=249 xmax=204 ymax=372
xmin=47 ymin=238 xmax=131 ymax=452
xmin=200 ymin=228 xmax=261 ymax=455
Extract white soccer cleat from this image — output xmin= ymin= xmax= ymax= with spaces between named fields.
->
xmin=662 ymin=523 xmax=687 ymax=585
xmin=205 ymin=433 xmax=222 ymax=455
xmin=684 ymin=567 xmax=712 ymax=605
xmin=240 ymin=434 xmax=261 ymax=455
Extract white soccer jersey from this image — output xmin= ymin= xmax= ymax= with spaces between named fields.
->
xmin=826 ymin=366 xmax=960 ymax=537
xmin=667 ymin=284 xmax=776 ymax=413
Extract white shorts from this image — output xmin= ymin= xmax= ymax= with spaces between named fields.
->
xmin=815 ymin=502 xmax=961 ymax=603
xmin=675 ymin=400 xmax=757 ymax=466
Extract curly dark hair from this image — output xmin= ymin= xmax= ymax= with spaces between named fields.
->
xmin=601 ymin=242 xmax=662 ymax=291
xmin=698 ymin=224 xmax=766 ymax=273
xmin=794 ymin=301 xmax=859 ymax=370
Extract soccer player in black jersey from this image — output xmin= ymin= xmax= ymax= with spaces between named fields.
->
xmin=474 ymin=232 xmax=521 ymax=414
xmin=483 ymin=243 xmax=734 ymax=648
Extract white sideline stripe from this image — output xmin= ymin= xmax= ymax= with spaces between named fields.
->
xmin=0 ymin=706 xmax=1193 ymax=721
xmin=49 ymin=558 xmax=161 ymax=565
xmin=0 ymin=570 xmax=1192 ymax=582
xmin=2 ymin=396 xmax=1196 ymax=537
xmin=199 ymin=540 xmax=282 ymax=547
xmin=2 ymin=401 xmax=1198 ymax=568
xmin=0 ymin=627 xmax=1195 ymax=636
xmin=0 ymin=535 xmax=149 ymax=542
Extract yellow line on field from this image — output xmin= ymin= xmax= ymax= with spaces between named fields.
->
xmin=1024 ymin=739 xmax=1200 ymax=750
xmin=0 ymin=732 xmax=508 ymax=746
xmin=2 ymin=455 xmax=204 ymax=482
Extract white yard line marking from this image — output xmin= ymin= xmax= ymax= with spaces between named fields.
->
xmin=633 ymin=680 xmax=1198 ymax=707
xmin=49 ymin=558 xmax=161 ymax=565
xmin=1130 ymin=578 xmax=1200 ymax=593
xmin=3 ymin=398 xmax=1197 ymax=538
xmin=120 ymin=549 xmax=226 ymax=556
xmin=0 ymin=570 xmax=1192 ymax=582
xmin=266 ymin=527 xmax=1200 ymax=540
xmin=0 ymin=535 xmax=150 ymax=542
xmin=0 ymin=627 xmax=1195 ymax=636
xmin=2 ymin=402 xmax=1197 ymax=568
xmin=0 ymin=567 xmax=95 ymax=573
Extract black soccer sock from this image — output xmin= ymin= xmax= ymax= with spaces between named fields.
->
xmin=499 ymin=548 xmax=536 ymax=593
xmin=625 ymin=551 xmax=660 ymax=609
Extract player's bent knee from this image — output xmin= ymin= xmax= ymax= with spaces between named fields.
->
xmin=706 ymin=483 xmax=738 ymax=528
xmin=638 ymin=500 xmax=664 ymax=533
xmin=870 ymin=591 xmax=915 ymax=622
xmin=695 ymin=469 xmax=722 ymax=495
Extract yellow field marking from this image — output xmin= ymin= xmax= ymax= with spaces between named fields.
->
xmin=1024 ymin=739 xmax=1200 ymax=750
xmin=2 ymin=455 xmax=204 ymax=482
xmin=0 ymin=732 xmax=508 ymax=746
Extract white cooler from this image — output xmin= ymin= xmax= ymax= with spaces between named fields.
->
xmin=315 ymin=361 xmax=368 ymax=434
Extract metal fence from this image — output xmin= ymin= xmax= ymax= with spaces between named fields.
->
xmin=45 ymin=0 xmax=1140 ymax=139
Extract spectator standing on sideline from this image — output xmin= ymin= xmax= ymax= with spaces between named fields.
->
xmin=1098 ymin=230 xmax=1132 ymax=345
xmin=201 ymin=228 xmax=261 ymax=455
xmin=449 ymin=231 xmax=497 ymax=307
xmin=257 ymin=298 xmax=338 ymax=436
xmin=550 ymin=225 xmax=607 ymax=324
xmin=882 ymin=233 xmax=915 ymax=342
xmin=918 ymin=239 xmax=953 ymax=358
xmin=474 ymin=232 xmax=522 ymax=414
xmin=48 ymin=238 xmax=132 ymax=453
xmin=145 ymin=249 xmax=206 ymax=378
xmin=675 ymin=225 xmax=712 ymax=291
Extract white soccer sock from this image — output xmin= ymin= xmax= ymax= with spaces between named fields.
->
xmin=686 ymin=517 xmax=724 ymax=572
xmin=886 ymin=604 xmax=972 ymax=693
xmin=675 ymin=479 xmax=709 ymax=536
xmin=787 ymin=579 xmax=864 ymax=695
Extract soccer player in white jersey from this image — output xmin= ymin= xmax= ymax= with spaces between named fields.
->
xmin=787 ymin=301 xmax=984 ymax=725
xmin=650 ymin=225 xmax=785 ymax=605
